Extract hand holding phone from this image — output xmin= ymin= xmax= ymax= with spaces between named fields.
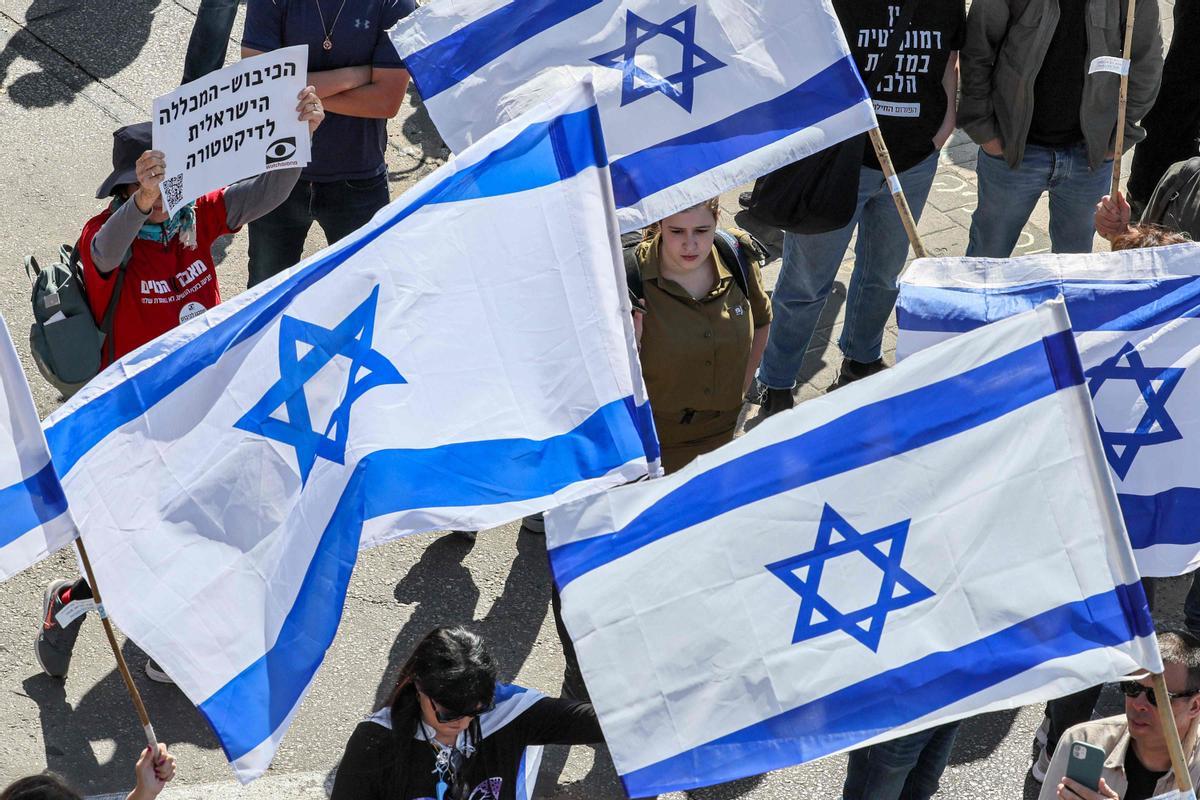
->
xmin=1065 ymin=742 xmax=1106 ymax=791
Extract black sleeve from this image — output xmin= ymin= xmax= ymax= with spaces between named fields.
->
xmin=512 ymin=697 xmax=605 ymax=746
xmin=330 ymin=722 xmax=394 ymax=800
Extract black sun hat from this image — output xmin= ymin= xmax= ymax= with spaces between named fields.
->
xmin=95 ymin=121 xmax=152 ymax=199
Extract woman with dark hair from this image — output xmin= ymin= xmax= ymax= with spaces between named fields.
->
xmin=1 ymin=744 xmax=175 ymax=800
xmin=331 ymin=626 xmax=603 ymax=800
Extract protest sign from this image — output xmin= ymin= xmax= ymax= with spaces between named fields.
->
xmin=152 ymin=46 xmax=310 ymax=217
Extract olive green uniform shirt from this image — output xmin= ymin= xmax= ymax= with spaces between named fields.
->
xmin=636 ymin=232 xmax=771 ymax=466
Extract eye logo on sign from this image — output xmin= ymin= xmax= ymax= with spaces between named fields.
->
xmin=265 ymin=137 xmax=297 ymax=165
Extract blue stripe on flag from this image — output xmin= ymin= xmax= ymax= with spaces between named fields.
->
xmin=402 ymin=0 xmax=605 ymax=101
xmin=551 ymin=331 xmax=1082 ymax=589
xmin=199 ymin=397 xmax=644 ymax=762
xmin=0 ymin=462 xmax=69 ymax=549
xmin=897 ymin=276 xmax=1200 ymax=334
xmin=46 ymin=106 xmax=608 ymax=476
xmin=1121 ymin=487 xmax=1200 ymax=550
xmin=619 ymin=582 xmax=1153 ymax=797
xmin=610 ymin=56 xmax=869 ymax=210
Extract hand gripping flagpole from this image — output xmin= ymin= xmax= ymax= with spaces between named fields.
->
xmin=1151 ymin=671 xmax=1197 ymax=794
xmin=1110 ymin=0 xmax=1138 ymax=197
xmin=73 ymin=536 xmax=160 ymax=750
xmin=868 ymin=127 xmax=928 ymax=259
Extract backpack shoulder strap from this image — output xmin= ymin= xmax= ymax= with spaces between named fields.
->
xmin=623 ymin=243 xmax=645 ymax=307
xmin=713 ymin=229 xmax=753 ymax=299
xmin=100 ymin=247 xmax=134 ymax=364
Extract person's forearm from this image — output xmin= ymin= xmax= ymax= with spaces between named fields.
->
xmin=745 ymin=324 xmax=770 ymax=394
xmin=934 ymin=54 xmax=959 ymax=147
xmin=225 ymin=167 xmax=302 ymax=229
xmin=308 ymin=65 xmax=372 ymax=99
xmin=91 ymin=200 xmax=148 ymax=272
xmin=322 ymin=71 xmax=410 ymax=118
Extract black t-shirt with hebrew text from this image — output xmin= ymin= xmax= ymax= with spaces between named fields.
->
xmin=834 ymin=0 xmax=966 ymax=173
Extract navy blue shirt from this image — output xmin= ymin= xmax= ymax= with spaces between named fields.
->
xmin=244 ymin=0 xmax=415 ymax=181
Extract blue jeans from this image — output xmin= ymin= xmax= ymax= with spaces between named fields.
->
xmin=842 ymin=723 xmax=961 ymax=800
xmin=182 ymin=0 xmax=239 ymax=85
xmin=757 ymin=150 xmax=939 ymax=389
xmin=966 ymin=143 xmax=1112 ymax=258
xmin=247 ymin=174 xmax=390 ymax=287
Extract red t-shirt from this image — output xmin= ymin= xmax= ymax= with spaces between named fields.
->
xmin=82 ymin=189 xmax=235 ymax=365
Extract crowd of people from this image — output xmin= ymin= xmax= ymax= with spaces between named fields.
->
xmin=9 ymin=0 xmax=1200 ymax=797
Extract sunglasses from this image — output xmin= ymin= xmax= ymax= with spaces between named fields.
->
xmin=1120 ymin=682 xmax=1200 ymax=707
xmin=424 ymin=692 xmax=495 ymax=723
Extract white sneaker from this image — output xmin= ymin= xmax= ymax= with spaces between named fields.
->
xmin=145 ymin=658 xmax=175 ymax=685
xmin=1035 ymin=714 xmax=1049 ymax=747
xmin=1030 ymin=744 xmax=1050 ymax=783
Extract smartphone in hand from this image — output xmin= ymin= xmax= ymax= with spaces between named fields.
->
xmin=1065 ymin=741 xmax=1106 ymax=791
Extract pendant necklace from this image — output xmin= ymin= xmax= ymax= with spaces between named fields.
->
xmin=314 ymin=0 xmax=349 ymax=50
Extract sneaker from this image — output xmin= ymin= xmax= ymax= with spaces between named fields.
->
xmin=1030 ymin=743 xmax=1050 ymax=783
xmin=35 ymin=579 xmax=86 ymax=679
xmin=829 ymin=357 xmax=887 ymax=391
xmin=760 ymin=386 xmax=795 ymax=419
xmin=521 ymin=513 xmax=546 ymax=535
xmin=145 ymin=658 xmax=175 ymax=685
xmin=1035 ymin=715 xmax=1049 ymax=748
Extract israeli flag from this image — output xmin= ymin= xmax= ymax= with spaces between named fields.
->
xmin=0 ymin=317 xmax=73 ymax=582
xmin=546 ymin=301 xmax=1160 ymax=797
xmin=897 ymin=244 xmax=1200 ymax=577
xmin=43 ymin=84 xmax=655 ymax=781
xmin=390 ymin=0 xmax=876 ymax=231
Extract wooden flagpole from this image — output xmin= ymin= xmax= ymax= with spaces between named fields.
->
xmin=1151 ymin=671 xmax=1196 ymax=793
xmin=73 ymin=537 xmax=160 ymax=750
xmin=868 ymin=127 xmax=928 ymax=259
xmin=1110 ymin=0 xmax=1138 ymax=197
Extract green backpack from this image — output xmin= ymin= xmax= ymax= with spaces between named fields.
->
xmin=25 ymin=241 xmax=129 ymax=399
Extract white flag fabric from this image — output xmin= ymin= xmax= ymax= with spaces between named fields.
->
xmin=897 ymin=244 xmax=1200 ymax=577
xmin=390 ymin=0 xmax=876 ymax=231
xmin=43 ymin=84 xmax=655 ymax=781
xmin=0 ymin=317 xmax=74 ymax=582
xmin=546 ymin=301 xmax=1159 ymax=797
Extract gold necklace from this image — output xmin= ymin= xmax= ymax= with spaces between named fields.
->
xmin=314 ymin=0 xmax=350 ymax=51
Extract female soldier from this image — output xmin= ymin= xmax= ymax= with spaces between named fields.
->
xmin=631 ymin=197 xmax=771 ymax=473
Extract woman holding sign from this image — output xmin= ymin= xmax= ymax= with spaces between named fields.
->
xmin=33 ymin=86 xmax=324 ymax=687
xmin=76 ymin=86 xmax=325 ymax=369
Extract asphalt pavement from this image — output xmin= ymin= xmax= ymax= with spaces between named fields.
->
xmin=0 ymin=1 xmax=1185 ymax=798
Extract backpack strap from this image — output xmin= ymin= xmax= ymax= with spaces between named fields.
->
xmin=91 ymin=244 xmax=133 ymax=365
xmin=623 ymin=243 xmax=646 ymax=309
xmin=713 ymin=229 xmax=754 ymax=299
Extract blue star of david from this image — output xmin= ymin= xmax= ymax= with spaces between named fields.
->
xmin=766 ymin=504 xmax=934 ymax=652
xmin=1085 ymin=341 xmax=1184 ymax=480
xmin=234 ymin=286 xmax=405 ymax=485
xmin=590 ymin=6 xmax=726 ymax=112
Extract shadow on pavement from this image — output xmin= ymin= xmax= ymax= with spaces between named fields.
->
xmin=21 ymin=638 xmax=218 ymax=795
xmin=0 ymin=0 xmax=160 ymax=109
xmin=372 ymin=532 xmax=483 ymax=710
xmin=948 ymin=707 xmax=1019 ymax=766
xmin=390 ymin=89 xmax=449 ymax=181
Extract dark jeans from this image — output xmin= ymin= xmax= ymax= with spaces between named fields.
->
xmin=1127 ymin=0 xmax=1200 ymax=207
xmin=842 ymin=723 xmax=961 ymax=800
xmin=1186 ymin=571 xmax=1200 ymax=636
xmin=247 ymin=174 xmax=390 ymax=287
xmin=182 ymin=0 xmax=239 ymax=85
xmin=551 ymin=582 xmax=590 ymax=702
xmin=1044 ymin=577 xmax=1157 ymax=756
